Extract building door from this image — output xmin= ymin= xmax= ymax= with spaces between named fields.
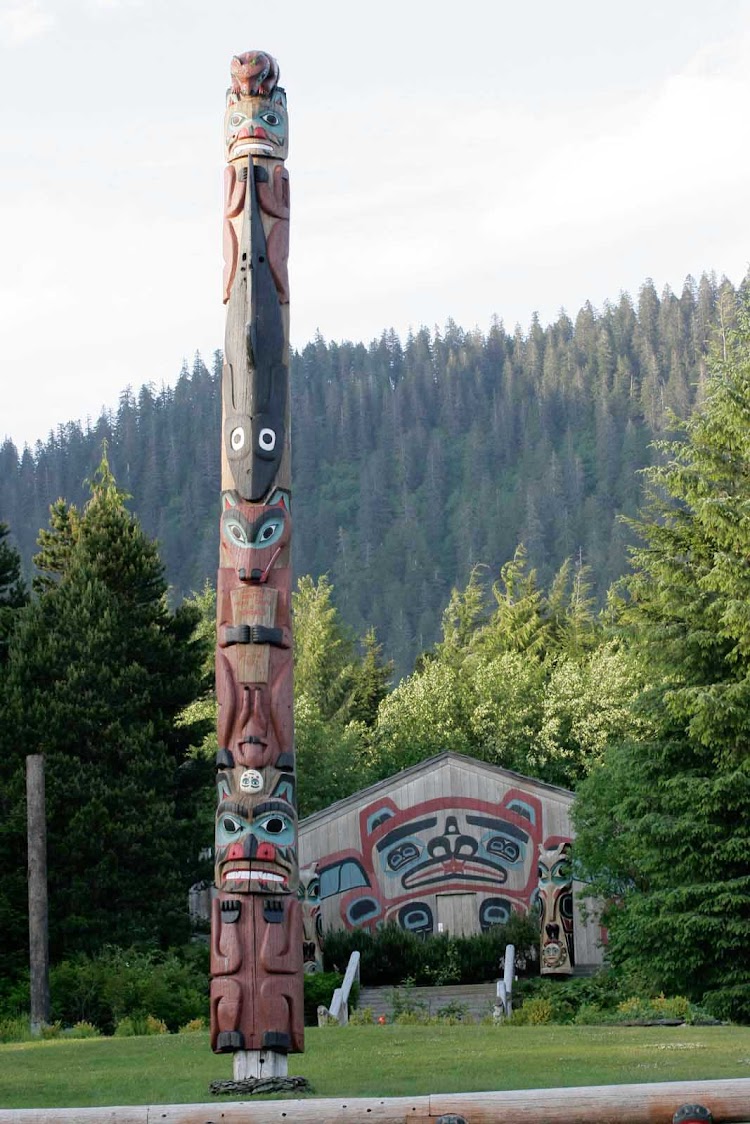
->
xmin=436 ymin=893 xmax=478 ymax=937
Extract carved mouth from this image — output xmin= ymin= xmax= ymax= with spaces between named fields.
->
xmin=402 ymin=858 xmax=508 ymax=890
xmin=221 ymin=861 xmax=288 ymax=888
xmin=225 ymin=870 xmax=285 ymax=883
xmin=229 ymin=136 xmax=279 ymax=159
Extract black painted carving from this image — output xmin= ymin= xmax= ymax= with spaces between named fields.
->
xmin=224 ymin=157 xmax=287 ymax=502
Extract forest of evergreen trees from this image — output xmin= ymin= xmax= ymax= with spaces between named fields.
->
xmin=0 ymin=271 xmax=742 ymax=675
xmin=1 ymin=271 xmax=750 ymax=1025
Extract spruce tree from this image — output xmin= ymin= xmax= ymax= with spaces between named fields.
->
xmin=574 ymin=300 xmax=750 ymax=1021
xmin=0 ymin=521 xmax=27 ymax=663
xmin=0 ymin=454 xmax=208 ymax=962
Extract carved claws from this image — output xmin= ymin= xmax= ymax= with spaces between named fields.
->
xmin=223 ymin=624 xmax=285 ymax=646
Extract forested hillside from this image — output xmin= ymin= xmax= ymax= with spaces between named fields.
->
xmin=0 ymin=272 xmax=740 ymax=675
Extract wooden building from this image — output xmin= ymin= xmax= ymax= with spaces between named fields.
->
xmin=298 ymin=752 xmax=604 ymax=971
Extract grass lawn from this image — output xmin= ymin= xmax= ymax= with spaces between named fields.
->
xmin=1 ymin=1025 xmax=749 ymax=1109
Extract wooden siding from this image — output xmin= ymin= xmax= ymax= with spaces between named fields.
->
xmin=299 ymin=753 xmax=605 ymax=968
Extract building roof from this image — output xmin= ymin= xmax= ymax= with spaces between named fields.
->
xmin=298 ymin=750 xmax=574 ymax=833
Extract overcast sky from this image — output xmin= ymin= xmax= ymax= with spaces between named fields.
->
xmin=2 ymin=0 xmax=750 ymax=449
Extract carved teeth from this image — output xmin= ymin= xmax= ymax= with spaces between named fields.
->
xmin=225 ymin=870 xmax=284 ymax=882
xmin=233 ymin=141 xmax=274 ymax=158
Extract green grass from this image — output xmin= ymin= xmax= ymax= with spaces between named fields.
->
xmin=1 ymin=1026 xmax=750 ymax=1108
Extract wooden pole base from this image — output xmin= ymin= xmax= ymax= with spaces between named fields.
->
xmin=233 ymin=1048 xmax=288 ymax=1080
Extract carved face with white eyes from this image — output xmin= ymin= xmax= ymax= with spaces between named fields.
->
xmin=214 ymin=769 xmax=297 ymax=893
xmin=225 ymin=88 xmax=288 ymax=161
xmin=219 ymin=490 xmax=291 ymax=577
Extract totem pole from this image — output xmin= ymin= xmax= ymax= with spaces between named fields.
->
xmin=299 ymin=862 xmax=325 ymax=973
xmin=210 ymin=50 xmax=303 ymax=1081
xmin=537 ymin=839 xmax=574 ymax=975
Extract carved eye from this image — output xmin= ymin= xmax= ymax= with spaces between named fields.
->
xmin=255 ymin=812 xmax=294 ymax=845
xmin=258 ymin=428 xmax=276 ymax=451
xmin=261 ymin=111 xmax=280 ymax=126
xmin=230 ymin=427 xmax=245 ymax=451
xmin=308 ymin=878 xmax=320 ymax=901
xmin=230 ymin=113 xmax=245 ymax=128
xmin=222 ymin=816 xmax=241 ymax=835
xmin=224 ymin=517 xmax=248 ymax=546
xmin=263 ymin=816 xmax=285 ymax=834
xmin=254 ymin=517 xmax=283 ymax=547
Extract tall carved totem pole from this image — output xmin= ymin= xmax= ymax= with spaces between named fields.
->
xmin=210 ymin=50 xmax=304 ymax=1081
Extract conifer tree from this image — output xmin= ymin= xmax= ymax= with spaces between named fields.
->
xmin=0 ymin=453 xmax=208 ymax=962
xmin=0 ymin=522 xmax=27 ymax=663
xmin=574 ymin=299 xmax=750 ymax=1021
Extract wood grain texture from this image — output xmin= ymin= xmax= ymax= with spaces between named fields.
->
xmin=26 ymin=754 xmax=49 ymax=1033
xmin=210 ymin=893 xmax=304 ymax=1054
xmin=1 ymin=1078 xmax=749 ymax=1123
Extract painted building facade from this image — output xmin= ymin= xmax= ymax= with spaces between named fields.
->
xmin=298 ymin=752 xmax=604 ymax=971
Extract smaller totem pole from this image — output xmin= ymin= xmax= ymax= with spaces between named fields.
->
xmin=537 ymin=839 xmax=574 ymax=975
xmin=210 ymin=50 xmax=303 ymax=1083
xmin=299 ymin=862 xmax=325 ymax=973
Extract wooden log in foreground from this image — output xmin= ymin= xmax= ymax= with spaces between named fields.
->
xmin=0 ymin=1078 xmax=749 ymax=1124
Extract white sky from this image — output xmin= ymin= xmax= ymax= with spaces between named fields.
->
xmin=1 ymin=0 xmax=750 ymax=449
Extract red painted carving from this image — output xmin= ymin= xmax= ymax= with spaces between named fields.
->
xmin=210 ymin=894 xmax=304 ymax=1054
xmin=230 ymin=51 xmax=280 ymax=99
xmin=216 ymin=493 xmax=293 ymax=770
xmin=223 ymin=165 xmax=247 ymax=304
xmin=318 ymin=790 xmax=545 ymax=935
xmin=257 ymin=165 xmax=290 ymax=303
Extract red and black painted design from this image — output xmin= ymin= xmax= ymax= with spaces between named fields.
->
xmin=213 ymin=49 xmax=302 ymax=1061
xmin=317 ymin=791 xmax=544 ymax=934
xmin=216 ymin=491 xmax=293 ymax=773
xmin=210 ymin=894 xmax=304 ymax=1054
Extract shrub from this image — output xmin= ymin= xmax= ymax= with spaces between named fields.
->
xmin=323 ymin=914 xmax=540 ymax=987
xmin=0 ymin=1017 xmax=34 ymax=1044
xmin=40 ymin=1021 xmax=63 ymax=1039
xmin=49 ymin=944 xmax=208 ymax=1034
xmin=349 ymin=1006 xmax=374 ymax=1025
xmin=701 ymin=985 xmax=748 ymax=1024
xmin=113 ymin=1013 xmax=168 ymax=1037
xmin=178 ymin=1017 xmax=206 ymax=1033
xmin=394 ymin=1010 xmax=428 ymax=1025
xmin=389 ymin=977 xmax=427 ymax=1020
xmin=65 ymin=1021 xmax=101 ymax=1039
xmin=510 ymin=996 xmax=553 ymax=1025
xmin=436 ymin=1000 xmax=470 ymax=1021
xmin=113 ymin=1017 xmax=138 ymax=1037
xmin=303 ymin=971 xmax=347 ymax=1025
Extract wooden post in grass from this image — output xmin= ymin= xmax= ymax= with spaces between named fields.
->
xmin=210 ymin=49 xmax=303 ymax=1085
xmin=26 ymin=753 xmax=49 ymax=1035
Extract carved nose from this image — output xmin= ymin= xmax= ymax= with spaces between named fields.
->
xmin=227 ymin=842 xmax=244 ymax=861
xmin=236 ymin=125 xmax=251 ymax=139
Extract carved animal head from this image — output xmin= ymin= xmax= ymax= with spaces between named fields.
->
xmin=229 ymin=51 xmax=279 ymax=98
xmin=225 ymin=52 xmax=287 ymax=162
xmin=219 ymin=490 xmax=291 ymax=578
xmin=214 ymin=766 xmax=297 ymax=894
